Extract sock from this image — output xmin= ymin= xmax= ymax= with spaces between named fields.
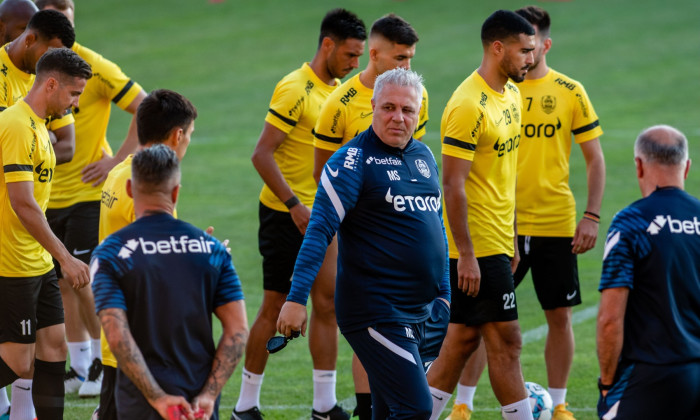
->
xmin=0 ymin=387 xmax=9 ymax=414
xmin=10 ymin=379 xmax=36 ymax=420
xmin=32 ymin=359 xmax=65 ymax=420
xmin=502 ymin=398 xmax=533 ymax=420
xmin=0 ymin=357 xmax=19 ymax=388
xmin=428 ymin=387 xmax=451 ymax=420
xmin=312 ymin=369 xmax=337 ymax=413
xmin=235 ymin=368 xmax=263 ymax=412
xmin=91 ymin=339 xmax=102 ymax=362
xmin=548 ymin=387 xmax=567 ymax=407
xmin=67 ymin=341 xmax=91 ymax=377
xmin=455 ymin=384 xmax=477 ymax=411
xmin=353 ymin=393 xmax=371 ymax=420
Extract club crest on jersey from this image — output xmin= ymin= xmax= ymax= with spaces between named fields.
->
xmin=541 ymin=95 xmax=556 ymax=114
xmin=511 ymin=103 xmax=520 ymax=124
xmin=415 ymin=159 xmax=431 ymax=178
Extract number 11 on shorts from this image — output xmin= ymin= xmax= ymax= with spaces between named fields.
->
xmin=20 ymin=319 xmax=32 ymax=335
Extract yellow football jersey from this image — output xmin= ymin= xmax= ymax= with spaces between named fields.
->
xmin=516 ymin=69 xmax=603 ymax=237
xmin=48 ymin=42 xmax=144 ymax=209
xmin=441 ymin=71 xmax=522 ymax=258
xmin=0 ymin=100 xmax=56 ymax=276
xmin=313 ymin=72 xmax=429 ymax=151
xmin=99 ymin=154 xmax=133 ymax=243
xmin=258 ymin=62 xmax=338 ymax=211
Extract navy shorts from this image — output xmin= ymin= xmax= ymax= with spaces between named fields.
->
xmin=258 ymin=202 xmax=303 ymax=293
xmin=449 ymin=255 xmax=518 ymax=326
xmin=598 ymin=359 xmax=700 ymax=419
xmin=46 ymin=201 xmax=100 ymax=278
xmin=344 ymin=323 xmax=432 ymax=419
xmin=514 ymin=236 xmax=581 ymax=310
xmin=0 ymin=270 xmax=64 ymax=344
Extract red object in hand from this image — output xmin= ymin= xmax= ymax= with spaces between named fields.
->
xmin=167 ymin=406 xmax=205 ymax=419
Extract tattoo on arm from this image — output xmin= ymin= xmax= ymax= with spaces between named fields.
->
xmin=202 ymin=330 xmax=248 ymax=397
xmin=100 ymin=308 xmax=166 ymax=402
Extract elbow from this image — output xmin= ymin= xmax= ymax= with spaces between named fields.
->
xmin=55 ymin=148 xmax=75 ymax=165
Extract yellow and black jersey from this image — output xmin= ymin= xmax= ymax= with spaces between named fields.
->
xmin=516 ymin=69 xmax=603 ymax=237
xmin=259 ymin=62 xmax=338 ymax=211
xmin=99 ymin=154 xmax=133 ymax=244
xmin=441 ymin=70 xmax=521 ymax=258
xmin=0 ymin=100 xmax=55 ymax=276
xmin=48 ymin=42 xmax=144 ymax=209
xmin=314 ymin=72 xmax=429 ymax=151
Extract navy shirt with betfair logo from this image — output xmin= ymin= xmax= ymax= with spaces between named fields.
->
xmin=288 ymin=126 xmax=450 ymax=333
xmin=600 ymin=187 xmax=700 ymax=364
xmin=91 ymin=213 xmax=243 ymax=419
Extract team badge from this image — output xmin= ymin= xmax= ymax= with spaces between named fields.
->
xmin=541 ymin=95 xmax=556 ymax=114
xmin=415 ymin=159 xmax=431 ymax=179
xmin=511 ymin=103 xmax=520 ymax=124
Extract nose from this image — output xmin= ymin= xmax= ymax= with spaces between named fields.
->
xmin=526 ymin=51 xmax=534 ymax=65
xmin=350 ymin=56 xmax=360 ymax=69
xmin=399 ymin=59 xmax=411 ymax=70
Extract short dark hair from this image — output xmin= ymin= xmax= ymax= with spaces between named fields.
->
xmin=370 ymin=13 xmax=418 ymax=46
xmin=516 ymin=6 xmax=551 ymax=38
xmin=35 ymin=0 xmax=74 ymax=12
xmin=35 ymin=47 xmax=91 ymax=80
xmin=136 ymin=89 xmax=198 ymax=146
xmin=481 ymin=10 xmax=535 ymax=46
xmin=27 ymin=9 xmax=74 ymax=48
xmin=131 ymin=144 xmax=180 ymax=193
xmin=318 ymin=8 xmax=366 ymax=48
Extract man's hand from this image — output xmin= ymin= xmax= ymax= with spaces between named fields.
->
xmin=277 ymin=301 xmax=308 ymax=337
xmin=81 ymin=149 xmax=118 ymax=186
xmin=150 ymin=395 xmax=193 ymax=419
xmin=510 ymin=247 xmax=520 ymax=274
xmin=457 ymin=254 xmax=480 ymax=296
xmin=289 ymin=203 xmax=311 ymax=235
xmin=192 ymin=393 xmax=216 ymax=419
xmin=572 ymin=217 xmax=599 ymax=254
xmin=59 ymin=256 xmax=90 ymax=289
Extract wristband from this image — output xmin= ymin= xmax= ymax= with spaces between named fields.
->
xmin=583 ymin=214 xmax=600 ymax=224
xmin=584 ymin=211 xmax=600 ymax=219
xmin=284 ymin=196 xmax=300 ymax=209
xmin=598 ymin=377 xmax=613 ymax=391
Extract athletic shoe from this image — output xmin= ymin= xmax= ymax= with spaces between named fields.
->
xmin=552 ymin=403 xmax=576 ymax=420
xmin=230 ymin=406 xmax=264 ymax=420
xmin=445 ymin=403 xmax=472 ymax=420
xmin=78 ymin=358 xmax=103 ymax=398
xmin=91 ymin=405 xmax=99 ymax=420
xmin=311 ymin=405 xmax=350 ymax=420
xmin=63 ymin=367 xmax=85 ymax=393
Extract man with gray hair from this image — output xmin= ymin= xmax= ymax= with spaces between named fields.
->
xmin=278 ymin=68 xmax=450 ymax=419
xmin=597 ymin=125 xmax=700 ymax=418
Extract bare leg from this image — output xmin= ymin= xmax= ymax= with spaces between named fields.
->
xmin=544 ymin=307 xmax=574 ymax=389
xmin=480 ymin=321 xmax=527 ymax=405
xmin=308 ymin=237 xmax=339 ymax=370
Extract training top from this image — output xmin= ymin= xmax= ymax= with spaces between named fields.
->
xmin=258 ymin=62 xmax=338 ymax=212
xmin=288 ymin=127 xmax=450 ymax=333
xmin=516 ymin=69 xmax=603 ymax=237
xmin=91 ymin=213 xmax=243 ymax=414
xmin=99 ymin=154 xmax=133 ymax=243
xmin=313 ymin=72 xmax=429 ymax=151
xmin=49 ymin=42 xmax=144 ymax=209
xmin=0 ymin=100 xmax=56 ymax=276
xmin=441 ymin=70 xmax=521 ymax=258
xmin=600 ymin=187 xmax=700 ymax=364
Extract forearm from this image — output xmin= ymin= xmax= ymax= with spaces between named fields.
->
xmin=200 ymin=328 xmax=247 ymax=399
xmin=252 ymin=153 xmax=296 ymax=202
xmin=596 ymin=319 xmax=622 ymax=383
xmin=100 ymin=308 xmax=166 ymax=402
xmin=444 ymin=184 xmax=474 ymax=257
xmin=113 ymin=116 xmax=139 ymax=162
xmin=11 ymin=192 xmax=71 ymax=264
xmin=583 ymin=140 xmax=605 ymax=214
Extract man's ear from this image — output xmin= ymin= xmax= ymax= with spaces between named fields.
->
xmin=171 ymin=183 xmax=180 ymax=206
xmin=635 ymin=157 xmax=644 ymax=179
xmin=684 ymin=159 xmax=691 ymax=180
xmin=126 ymin=178 xmax=133 ymax=199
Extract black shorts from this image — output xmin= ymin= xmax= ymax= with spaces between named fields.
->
xmin=46 ymin=201 xmax=100 ymax=278
xmin=99 ymin=365 xmax=118 ymax=420
xmin=0 ymin=270 xmax=64 ymax=344
xmin=258 ymin=202 xmax=303 ymax=293
xmin=449 ymin=255 xmax=518 ymax=326
xmin=514 ymin=236 xmax=581 ymax=310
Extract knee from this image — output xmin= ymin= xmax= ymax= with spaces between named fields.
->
xmin=545 ymin=308 xmax=572 ymax=332
xmin=310 ymin=295 xmax=335 ymax=320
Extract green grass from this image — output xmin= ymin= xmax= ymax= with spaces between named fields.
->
xmin=56 ymin=0 xmax=700 ymax=418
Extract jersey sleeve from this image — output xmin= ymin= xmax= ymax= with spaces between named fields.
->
xmin=571 ymin=84 xmax=603 ymax=144
xmin=414 ymin=87 xmax=429 ymax=139
xmin=441 ymin=101 xmax=482 ymax=162
xmin=313 ymin=96 xmax=346 ymax=152
xmin=1 ymin=123 xmax=36 ymax=184
xmin=91 ymin=236 xmax=129 ymax=313
xmin=599 ymin=206 xmax=651 ymax=291
xmin=264 ymin=78 xmax=306 ymax=135
xmin=287 ymin=146 xmax=364 ymax=304
xmin=209 ymin=237 xmax=245 ymax=307
xmin=0 ymin=77 xmax=10 ymax=110
xmin=93 ymin=56 xmax=144 ymax=110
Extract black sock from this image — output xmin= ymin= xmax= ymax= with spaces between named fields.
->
xmin=353 ymin=393 xmax=372 ymax=420
xmin=33 ymin=359 xmax=65 ymax=420
xmin=0 ymin=356 xmax=19 ymax=388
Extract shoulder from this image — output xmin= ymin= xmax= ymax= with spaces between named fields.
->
xmin=549 ymin=69 xmax=585 ymax=93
